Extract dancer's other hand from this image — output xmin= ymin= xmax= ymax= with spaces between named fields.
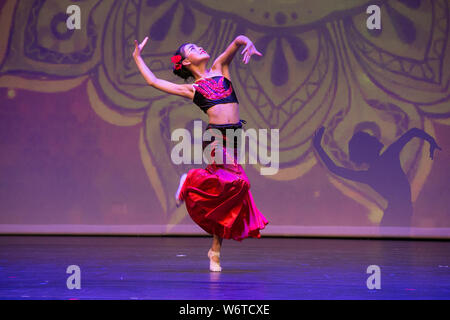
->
xmin=133 ymin=36 xmax=149 ymax=59
xmin=429 ymin=139 xmax=442 ymax=160
xmin=313 ymin=127 xmax=325 ymax=149
xmin=241 ymin=41 xmax=262 ymax=64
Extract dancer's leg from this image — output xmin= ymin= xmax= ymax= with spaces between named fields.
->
xmin=211 ymin=234 xmax=223 ymax=263
xmin=175 ymin=173 xmax=187 ymax=207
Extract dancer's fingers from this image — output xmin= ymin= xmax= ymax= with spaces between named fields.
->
xmin=133 ymin=40 xmax=140 ymax=57
xmin=142 ymin=36 xmax=148 ymax=47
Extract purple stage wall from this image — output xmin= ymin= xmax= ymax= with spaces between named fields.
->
xmin=0 ymin=0 xmax=449 ymax=238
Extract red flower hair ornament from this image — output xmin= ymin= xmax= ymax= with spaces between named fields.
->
xmin=171 ymin=54 xmax=183 ymax=70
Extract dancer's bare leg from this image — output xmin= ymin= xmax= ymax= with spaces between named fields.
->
xmin=211 ymin=234 xmax=223 ymax=263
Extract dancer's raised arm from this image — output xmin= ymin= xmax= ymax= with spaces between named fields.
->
xmin=133 ymin=37 xmax=194 ymax=99
xmin=383 ymin=128 xmax=442 ymax=160
xmin=212 ymin=35 xmax=262 ymax=78
xmin=313 ymin=127 xmax=368 ymax=183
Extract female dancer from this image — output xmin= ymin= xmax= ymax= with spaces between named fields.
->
xmin=133 ymin=35 xmax=269 ymax=272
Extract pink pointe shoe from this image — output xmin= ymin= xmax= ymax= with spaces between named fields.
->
xmin=175 ymin=173 xmax=187 ymax=207
xmin=208 ymin=249 xmax=222 ymax=272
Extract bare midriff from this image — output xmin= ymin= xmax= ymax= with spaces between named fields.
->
xmin=206 ymin=102 xmax=240 ymax=124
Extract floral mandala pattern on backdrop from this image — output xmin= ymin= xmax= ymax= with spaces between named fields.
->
xmin=0 ymin=0 xmax=448 ymax=226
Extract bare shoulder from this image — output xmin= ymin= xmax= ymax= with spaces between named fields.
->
xmin=182 ymin=83 xmax=196 ymax=99
xmin=170 ymin=82 xmax=196 ymax=100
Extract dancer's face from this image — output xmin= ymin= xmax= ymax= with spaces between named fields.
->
xmin=183 ymin=43 xmax=210 ymax=66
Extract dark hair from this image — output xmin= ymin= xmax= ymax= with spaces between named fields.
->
xmin=172 ymin=43 xmax=194 ymax=81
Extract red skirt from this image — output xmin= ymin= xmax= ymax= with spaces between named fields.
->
xmin=179 ymin=120 xmax=269 ymax=241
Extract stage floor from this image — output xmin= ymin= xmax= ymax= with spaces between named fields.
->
xmin=0 ymin=236 xmax=448 ymax=300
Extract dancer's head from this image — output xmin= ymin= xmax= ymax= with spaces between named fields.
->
xmin=348 ymin=131 xmax=384 ymax=165
xmin=172 ymin=43 xmax=210 ymax=80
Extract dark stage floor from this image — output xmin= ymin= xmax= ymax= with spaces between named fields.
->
xmin=0 ymin=236 xmax=448 ymax=300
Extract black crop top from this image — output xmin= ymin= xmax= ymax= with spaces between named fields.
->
xmin=192 ymin=76 xmax=239 ymax=113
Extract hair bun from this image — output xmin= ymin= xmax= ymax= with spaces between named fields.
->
xmin=172 ymin=43 xmax=194 ymax=81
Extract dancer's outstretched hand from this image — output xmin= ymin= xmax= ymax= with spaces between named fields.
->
xmin=241 ymin=41 xmax=262 ymax=64
xmin=313 ymin=127 xmax=325 ymax=149
xmin=133 ymin=36 xmax=149 ymax=59
xmin=429 ymin=139 xmax=442 ymax=160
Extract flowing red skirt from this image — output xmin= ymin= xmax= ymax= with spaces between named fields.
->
xmin=179 ymin=121 xmax=269 ymax=241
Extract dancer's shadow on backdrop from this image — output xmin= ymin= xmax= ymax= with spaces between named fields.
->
xmin=313 ymin=127 xmax=441 ymax=227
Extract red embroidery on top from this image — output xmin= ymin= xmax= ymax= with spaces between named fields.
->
xmin=194 ymin=77 xmax=233 ymax=100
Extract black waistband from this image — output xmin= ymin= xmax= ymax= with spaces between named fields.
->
xmin=206 ymin=119 xmax=247 ymax=129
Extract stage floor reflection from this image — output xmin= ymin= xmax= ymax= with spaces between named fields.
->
xmin=0 ymin=236 xmax=448 ymax=299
